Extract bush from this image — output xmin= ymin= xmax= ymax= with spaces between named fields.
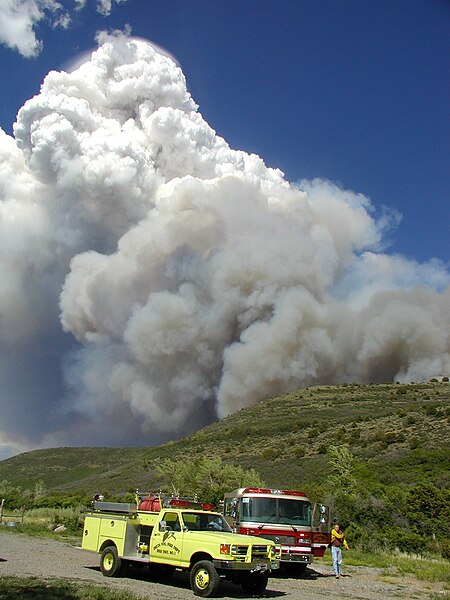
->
xmin=261 ymin=448 xmax=277 ymax=459
xmin=441 ymin=543 xmax=450 ymax=560
xmin=344 ymin=522 xmax=365 ymax=546
xmin=34 ymin=491 xmax=90 ymax=509
xmin=409 ymin=437 xmax=421 ymax=449
xmin=293 ymin=447 xmax=305 ymax=458
xmin=384 ymin=431 xmax=406 ymax=444
xmin=385 ymin=528 xmax=425 ymax=554
xmin=307 ymin=428 xmax=318 ymax=439
xmin=61 ymin=513 xmax=82 ymax=532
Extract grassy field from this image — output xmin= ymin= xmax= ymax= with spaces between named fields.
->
xmin=341 ymin=549 xmax=450 ymax=584
xmin=0 ymin=576 xmax=141 ymax=600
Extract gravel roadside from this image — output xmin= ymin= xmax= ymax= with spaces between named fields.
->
xmin=0 ymin=531 xmax=444 ymax=599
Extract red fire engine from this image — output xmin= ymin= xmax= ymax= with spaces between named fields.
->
xmin=223 ymin=488 xmax=330 ymax=574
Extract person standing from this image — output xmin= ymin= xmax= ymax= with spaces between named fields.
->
xmin=330 ymin=523 xmax=349 ymax=578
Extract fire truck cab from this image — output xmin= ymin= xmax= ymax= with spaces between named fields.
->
xmin=82 ymin=492 xmax=280 ymax=596
xmin=223 ymin=488 xmax=330 ymax=574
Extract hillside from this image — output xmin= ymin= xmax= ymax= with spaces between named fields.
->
xmin=0 ymin=382 xmax=449 ymax=496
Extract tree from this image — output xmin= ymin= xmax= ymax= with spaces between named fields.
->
xmin=34 ymin=480 xmax=46 ymax=500
xmin=405 ymin=483 xmax=450 ymax=542
xmin=326 ymin=445 xmax=357 ymax=496
xmin=155 ymin=457 xmax=265 ymax=504
xmin=0 ymin=480 xmax=24 ymax=510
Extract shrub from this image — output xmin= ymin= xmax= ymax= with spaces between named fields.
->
xmin=384 ymin=431 xmax=405 ymax=444
xmin=424 ymin=404 xmax=438 ymax=416
xmin=293 ymin=446 xmax=305 ymax=458
xmin=349 ymin=429 xmax=360 ymax=441
xmin=261 ymin=448 xmax=277 ymax=459
xmin=442 ymin=543 xmax=450 ymax=560
xmin=61 ymin=513 xmax=82 ymax=532
xmin=385 ymin=528 xmax=424 ymax=554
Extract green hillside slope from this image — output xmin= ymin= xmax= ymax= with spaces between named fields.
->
xmin=1 ymin=382 xmax=448 ymax=496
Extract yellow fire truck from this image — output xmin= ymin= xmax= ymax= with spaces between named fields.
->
xmin=223 ymin=488 xmax=330 ymax=575
xmin=82 ymin=493 xmax=281 ymax=596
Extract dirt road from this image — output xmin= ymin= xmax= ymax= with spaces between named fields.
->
xmin=0 ymin=531 xmax=444 ymax=599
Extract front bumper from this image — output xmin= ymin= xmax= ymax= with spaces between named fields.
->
xmin=281 ymin=553 xmax=311 ymax=564
xmin=281 ymin=546 xmax=312 ymax=564
xmin=213 ymin=558 xmax=280 ymax=572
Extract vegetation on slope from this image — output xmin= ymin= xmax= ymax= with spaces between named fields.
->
xmin=0 ymin=382 xmax=448 ymax=559
xmin=2 ymin=382 xmax=447 ymax=492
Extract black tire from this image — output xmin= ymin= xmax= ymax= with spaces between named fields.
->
xmin=190 ymin=560 xmax=220 ymax=597
xmin=241 ymin=571 xmax=269 ymax=594
xmin=100 ymin=545 xmax=123 ymax=577
xmin=284 ymin=562 xmax=307 ymax=576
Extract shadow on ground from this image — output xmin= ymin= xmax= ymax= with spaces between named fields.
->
xmin=85 ymin=564 xmax=287 ymax=598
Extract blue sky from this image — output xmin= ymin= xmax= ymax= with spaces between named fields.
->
xmin=0 ymin=0 xmax=448 ymax=264
xmin=0 ymin=1 xmax=449 ymax=461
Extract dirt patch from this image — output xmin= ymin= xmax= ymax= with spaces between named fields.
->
xmin=0 ymin=531 xmax=444 ymax=599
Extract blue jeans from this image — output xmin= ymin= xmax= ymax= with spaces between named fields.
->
xmin=331 ymin=545 xmax=342 ymax=575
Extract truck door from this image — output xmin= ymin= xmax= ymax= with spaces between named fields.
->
xmin=150 ymin=511 xmax=183 ymax=565
xmin=223 ymin=497 xmax=238 ymax=529
xmin=311 ymin=503 xmax=330 ymax=557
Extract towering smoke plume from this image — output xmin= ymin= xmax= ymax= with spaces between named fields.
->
xmin=1 ymin=32 xmax=449 ymax=457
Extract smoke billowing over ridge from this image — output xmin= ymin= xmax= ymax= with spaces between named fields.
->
xmin=1 ymin=32 xmax=449 ymax=458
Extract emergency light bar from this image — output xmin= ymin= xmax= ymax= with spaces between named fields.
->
xmin=166 ymin=498 xmax=216 ymax=511
xmin=242 ymin=488 xmax=306 ymax=497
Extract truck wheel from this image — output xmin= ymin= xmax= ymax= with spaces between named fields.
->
xmin=241 ymin=571 xmax=269 ymax=594
xmin=100 ymin=545 xmax=123 ymax=577
xmin=190 ymin=560 xmax=220 ymax=597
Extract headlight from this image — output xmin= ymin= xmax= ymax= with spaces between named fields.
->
xmin=271 ymin=545 xmax=282 ymax=558
xmin=220 ymin=544 xmax=230 ymax=555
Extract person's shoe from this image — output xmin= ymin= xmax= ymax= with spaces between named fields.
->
xmin=335 ymin=575 xmax=340 ymax=579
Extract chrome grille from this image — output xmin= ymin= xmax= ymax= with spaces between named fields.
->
xmin=252 ymin=545 xmax=269 ymax=557
xmin=260 ymin=534 xmax=296 ymax=544
xmin=232 ymin=545 xmax=248 ymax=556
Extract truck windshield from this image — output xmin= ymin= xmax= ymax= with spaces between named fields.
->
xmin=241 ymin=497 xmax=311 ymax=526
xmin=182 ymin=512 xmax=232 ymax=532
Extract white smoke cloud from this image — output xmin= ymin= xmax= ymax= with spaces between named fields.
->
xmin=96 ymin=0 xmax=127 ymax=17
xmin=0 ymin=32 xmax=449 ymax=457
xmin=0 ymin=0 xmax=127 ymax=57
xmin=0 ymin=0 xmax=74 ymax=57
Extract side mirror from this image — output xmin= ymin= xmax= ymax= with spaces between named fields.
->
xmin=159 ymin=520 xmax=167 ymax=532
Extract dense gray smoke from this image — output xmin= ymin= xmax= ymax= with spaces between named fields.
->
xmin=1 ymin=32 xmax=449 ymax=458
